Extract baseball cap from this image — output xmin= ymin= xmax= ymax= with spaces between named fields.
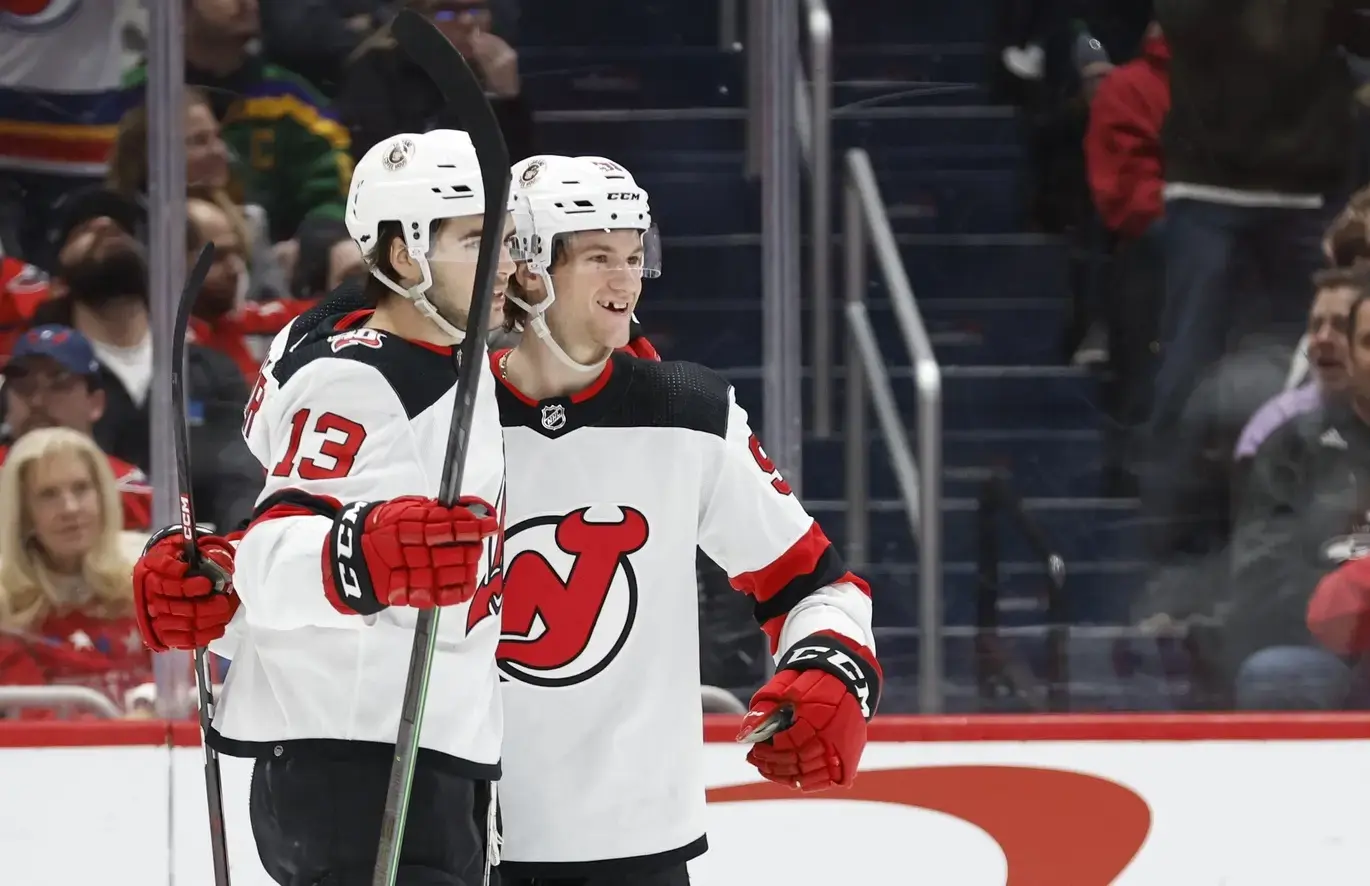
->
xmin=47 ymin=186 xmax=147 ymax=255
xmin=5 ymin=325 xmax=101 ymax=378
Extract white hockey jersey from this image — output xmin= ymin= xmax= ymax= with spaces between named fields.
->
xmin=470 ymin=350 xmax=876 ymax=877
xmin=208 ymin=309 xmax=506 ymax=777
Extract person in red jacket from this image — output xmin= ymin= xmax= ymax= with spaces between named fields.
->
xmin=0 ymin=255 xmax=52 ymax=363
xmin=1084 ymin=22 xmax=1169 ymax=239
xmin=0 ymin=325 xmax=151 ymax=530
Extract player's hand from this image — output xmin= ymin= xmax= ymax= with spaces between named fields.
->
xmin=469 ymin=29 xmax=520 ymax=97
xmin=322 ymin=495 xmax=498 ymax=615
xmin=737 ymin=631 xmax=882 ymax=792
xmin=133 ymin=526 xmax=238 ymax=652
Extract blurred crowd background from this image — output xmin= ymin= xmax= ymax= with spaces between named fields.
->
xmin=6 ymin=0 xmax=1370 ymax=721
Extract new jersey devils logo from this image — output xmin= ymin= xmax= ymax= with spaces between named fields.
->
xmin=491 ymin=506 xmax=649 ymax=687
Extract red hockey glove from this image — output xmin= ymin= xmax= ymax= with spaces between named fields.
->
xmin=1309 ymin=555 xmax=1370 ymax=655
xmin=322 ymin=495 xmax=498 ymax=615
xmin=738 ymin=631 xmax=882 ymax=792
xmin=133 ymin=526 xmax=238 ymax=652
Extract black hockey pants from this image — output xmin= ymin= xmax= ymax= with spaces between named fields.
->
xmin=499 ymin=864 xmax=690 ymax=886
xmin=250 ymin=744 xmax=495 ymax=886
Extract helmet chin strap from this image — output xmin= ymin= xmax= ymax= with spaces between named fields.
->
xmin=506 ymin=271 xmax=609 ymax=373
xmin=370 ymin=251 xmax=465 ymax=343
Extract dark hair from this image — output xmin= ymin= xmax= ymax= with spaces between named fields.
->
xmin=361 ymin=219 xmax=442 ymax=302
xmin=1312 ymin=264 xmax=1370 ymax=296
xmin=1347 ymin=291 xmax=1370 ymax=344
xmin=1327 ymin=217 xmax=1370 ymax=268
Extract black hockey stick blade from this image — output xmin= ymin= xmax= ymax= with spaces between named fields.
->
xmin=375 ymin=13 xmax=512 ymax=886
xmin=171 ymin=242 xmax=232 ymax=886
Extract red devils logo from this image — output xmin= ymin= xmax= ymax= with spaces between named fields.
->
xmin=484 ymin=506 xmax=649 ymax=687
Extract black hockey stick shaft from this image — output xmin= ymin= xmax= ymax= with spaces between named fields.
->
xmin=170 ymin=242 xmax=232 ymax=886
xmin=374 ymin=12 xmax=511 ymax=886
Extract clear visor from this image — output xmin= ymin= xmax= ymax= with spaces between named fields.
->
xmin=424 ymin=212 xmax=528 ymax=264
xmin=546 ymin=225 xmax=662 ymax=279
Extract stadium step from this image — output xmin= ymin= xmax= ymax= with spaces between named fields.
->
xmin=644 ymin=297 xmax=1067 ymax=365
xmin=804 ymin=497 xmax=1145 ymax=565
xmin=800 ymin=428 xmax=1106 ymax=500
xmin=649 ymin=234 xmax=1069 ymax=305
xmin=534 ymin=106 xmax=1020 ymax=157
xmin=859 ymin=560 xmax=1148 ymax=628
xmin=631 ymin=166 xmax=1027 ymax=236
xmin=522 ymin=47 xmax=744 ymax=110
xmin=722 ymin=365 xmax=1100 ymax=433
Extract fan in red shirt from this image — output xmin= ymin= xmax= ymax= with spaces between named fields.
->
xmin=0 ymin=426 xmax=150 ymax=717
xmin=0 ymin=325 xmax=151 ymax=530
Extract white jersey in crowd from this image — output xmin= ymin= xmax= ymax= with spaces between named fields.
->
xmin=207 ymin=306 xmax=506 ymax=777
xmin=467 ymin=350 xmax=876 ymax=878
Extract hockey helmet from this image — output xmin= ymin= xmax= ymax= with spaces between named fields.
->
xmin=346 ymin=129 xmax=514 ymax=339
xmin=507 ymin=154 xmax=661 ymax=369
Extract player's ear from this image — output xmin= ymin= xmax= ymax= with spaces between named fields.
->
xmin=389 ymin=235 xmax=420 ymax=286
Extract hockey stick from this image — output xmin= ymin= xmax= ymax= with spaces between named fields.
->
xmin=170 ymin=242 xmax=232 ymax=886
xmin=373 ymin=12 xmax=511 ymax=886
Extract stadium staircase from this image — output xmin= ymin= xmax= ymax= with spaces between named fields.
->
xmin=517 ymin=0 xmax=1151 ymax=711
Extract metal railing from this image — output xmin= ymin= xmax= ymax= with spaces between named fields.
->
xmin=0 ymin=686 xmax=122 ymax=719
xmin=975 ymin=470 xmax=1069 ymax=712
xmin=745 ymin=0 xmax=833 ymax=435
xmin=841 ymin=149 xmax=944 ymax=713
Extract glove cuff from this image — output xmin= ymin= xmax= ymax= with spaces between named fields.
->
xmin=323 ymin=500 xmax=388 ymax=616
xmin=777 ymin=631 xmax=882 ymax=720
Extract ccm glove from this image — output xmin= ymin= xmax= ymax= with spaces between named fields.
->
xmin=133 ymin=526 xmax=239 ymax=652
xmin=738 ymin=630 xmax=882 ymax=791
xmin=322 ymin=495 xmax=498 ymax=615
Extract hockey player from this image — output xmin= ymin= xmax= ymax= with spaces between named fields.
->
xmin=133 ymin=154 xmax=881 ymax=886
xmin=468 ymin=153 xmax=882 ymax=885
xmin=135 ymin=129 xmax=513 ymax=885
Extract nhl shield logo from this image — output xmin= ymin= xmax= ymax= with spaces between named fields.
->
xmin=540 ymin=403 xmax=567 ymax=431
xmin=382 ymin=138 xmax=416 ymax=171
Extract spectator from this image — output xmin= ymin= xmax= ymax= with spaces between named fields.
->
xmin=259 ymin=0 xmax=386 ymax=97
xmin=290 ymin=218 xmax=365 ymax=301
xmin=0 ymin=253 xmax=52 ymax=362
xmin=1147 ymin=0 xmax=1370 ymax=443
xmin=0 ymin=0 xmax=141 ymax=261
xmin=338 ymin=0 xmax=534 ymax=165
xmin=1081 ymin=21 xmax=1168 ymax=493
xmin=0 ymin=427 xmax=149 ymax=715
xmin=186 ymin=196 xmax=316 ymax=383
xmin=106 ymin=86 xmax=288 ymax=301
xmin=1084 ymin=21 xmax=1167 ymax=241
xmin=32 ymin=189 xmax=261 ymax=532
xmin=1226 ymin=291 xmax=1370 ymax=709
xmin=1234 ymin=269 xmax=1363 ymax=464
xmin=120 ymin=0 xmax=352 ymax=245
xmin=0 ymin=325 xmax=151 ymax=530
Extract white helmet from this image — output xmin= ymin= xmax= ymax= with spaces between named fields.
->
xmin=508 ymin=154 xmax=661 ymax=370
xmin=347 ymin=129 xmax=499 ymax=339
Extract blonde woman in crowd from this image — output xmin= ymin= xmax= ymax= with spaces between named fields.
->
xmin=0 ymin=427 xmax=149 ymax=716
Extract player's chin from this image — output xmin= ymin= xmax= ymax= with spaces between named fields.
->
xmin=587 ymin=314 xmax=632 ymax=349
